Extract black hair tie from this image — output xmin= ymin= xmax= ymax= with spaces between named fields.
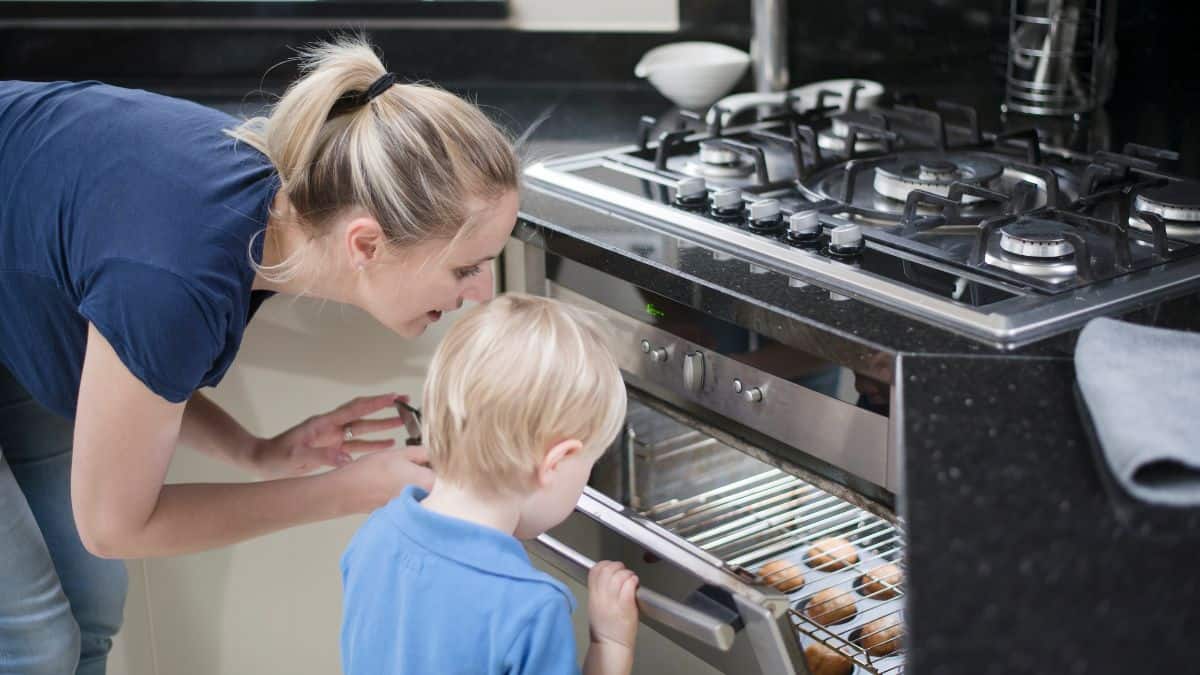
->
xmin=327 ymin=72 xmax=398 ymax=120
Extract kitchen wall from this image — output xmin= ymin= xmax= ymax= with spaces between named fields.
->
xmin=509 ymin=0 xmax=678 ymax=31
xmin=107 ymin=296 xmax=457 ymax=675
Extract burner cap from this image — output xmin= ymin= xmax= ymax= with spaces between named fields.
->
xmin=698 ymin=140 xmax=739 ymax=166
xmin=1133 ymin=180 xmax=1200 ymax=222
xmin=818 ymin=114 xmax=887 ymax=154
xmin=918 ymin=160 xmax=957 ymax=181
xmin=684 ymin=141 xmax=755 ymax=179
xmin=873 ymin=152 xmax=1003 ymax=203
xmin=998 ymin=218 xmax=1074 ymax=259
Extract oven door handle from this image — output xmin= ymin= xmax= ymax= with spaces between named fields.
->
xmin=533 ymin=533 xmax=737 ymax=652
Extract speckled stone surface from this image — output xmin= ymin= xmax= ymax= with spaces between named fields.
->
xmin=900 ymin=354 xmax=1200 ymax=674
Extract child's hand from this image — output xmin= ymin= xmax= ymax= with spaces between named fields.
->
xmin=587 ymin=561 xmax=639 ymax=649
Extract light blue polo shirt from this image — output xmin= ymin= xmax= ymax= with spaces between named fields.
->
xmin=341 ymin=486 xmax=580 ymax=675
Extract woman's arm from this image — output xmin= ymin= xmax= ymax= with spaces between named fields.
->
xmin=179 ymin=392 xmax=260 ymax=472
xmin=70 ymin=323 xmax=433 ymax=559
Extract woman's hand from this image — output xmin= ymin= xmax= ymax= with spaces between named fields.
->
xmin=335 ymin=444 xmax=435 ymax=513
xmin=251 ymin=394 xmax=412 ymax=480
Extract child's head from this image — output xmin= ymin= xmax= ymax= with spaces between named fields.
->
xmin=422 ymin=293 xmax=627 ymax=538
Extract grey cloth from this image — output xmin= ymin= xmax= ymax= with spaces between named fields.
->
xmin=1075 ymin=317 xmax=1200 ymax=507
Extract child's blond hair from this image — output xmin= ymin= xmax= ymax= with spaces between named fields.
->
xmin=422 ymin=293 xmax=627 ymax=495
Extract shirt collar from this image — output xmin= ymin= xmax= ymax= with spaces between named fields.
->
xmin=382 ymin=486 xmax=575 ymax=611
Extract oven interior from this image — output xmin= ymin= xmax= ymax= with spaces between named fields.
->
xmin=590 ymin=393 xmax=906 ymax=675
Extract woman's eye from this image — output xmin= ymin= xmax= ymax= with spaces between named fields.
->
xmin=454 ymin=265 xmax=482 ymax=280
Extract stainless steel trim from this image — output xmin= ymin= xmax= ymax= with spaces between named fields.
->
xmin=534 ymin=534 xmax=737 ymax=652
xmin=524 ymin=158 xmax=1200 ymax=348
xmin=549 ymin=283 xmax=893 ymax=491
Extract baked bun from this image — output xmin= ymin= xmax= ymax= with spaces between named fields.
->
xmin=859 ymin=562 xmax=903 ymax=600
xmin=804 ymin=587 xmax=857 ymax=625
xmin=857 ymin=614 xmax=902 ymax=656
xmin=803 ymin=642 xmax=853 ymax=675
xmin=758 ymin=559 xmax=805 ymax=592
xmin=806 ymin=537 xmax=859 ymax=571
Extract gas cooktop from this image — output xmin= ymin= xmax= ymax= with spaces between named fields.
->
xmin=524 ymin=84 xmax=1200 ymax=347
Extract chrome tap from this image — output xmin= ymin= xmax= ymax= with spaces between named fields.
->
xmin=751 ymin=0 xmax=788 ymax=92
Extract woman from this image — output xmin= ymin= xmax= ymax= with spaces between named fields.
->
xmin=0 ymin=38 xmax=519 ymax=674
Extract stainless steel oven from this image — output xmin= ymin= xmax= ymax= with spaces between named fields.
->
xmin=507 ymin=239 xmax=906 ymax=675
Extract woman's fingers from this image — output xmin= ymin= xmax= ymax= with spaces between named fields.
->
xmin=403 ymin=444 xmax=430 ymax=465
xmin=343 ymin=439 xmax=397 ymax=453
xmin=329 ymin=393 xmax=403 ymax=426
xmin=342 ymin=416 xmax=407 ymax=436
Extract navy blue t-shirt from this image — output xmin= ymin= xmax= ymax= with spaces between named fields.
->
xmin=0 ymin=81 xmax=278 ymax=418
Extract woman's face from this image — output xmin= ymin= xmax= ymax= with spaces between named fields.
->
xmin=356 ymin=190 xmax=519 ymax=337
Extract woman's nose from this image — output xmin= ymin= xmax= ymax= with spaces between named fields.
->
xmin=462 ymin=261 xmax=495 ymax=302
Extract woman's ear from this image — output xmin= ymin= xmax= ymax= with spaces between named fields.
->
xmin=536 ymin=439 xmax=583 ymax=487
xmin=345 ymin=216 xmax=385 ymax=269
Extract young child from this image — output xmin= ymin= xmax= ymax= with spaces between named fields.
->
xmin=341 ymin=293 xmax=637 ymax=675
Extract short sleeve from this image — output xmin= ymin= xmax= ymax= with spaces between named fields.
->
xmin=504 ymin=595 xmax=580 ymax=675
xmin=78 ymin=258 xmax=225 ymax=403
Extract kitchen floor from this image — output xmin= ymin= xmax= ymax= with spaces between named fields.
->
xmin=107 ymin=292 xmax=715 ymax=675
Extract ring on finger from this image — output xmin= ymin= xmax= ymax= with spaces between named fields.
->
xmin=343 ymin=424 xmax=355 ymax=442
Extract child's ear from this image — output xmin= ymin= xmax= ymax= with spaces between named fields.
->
xmin=536 ymin=439 xmax=584 ymax=487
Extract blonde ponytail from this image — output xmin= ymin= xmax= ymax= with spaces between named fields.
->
xmin=228 ymin=36 xmax=519 ymax=278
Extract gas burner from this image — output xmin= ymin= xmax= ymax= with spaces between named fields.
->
xmin=873 ymin=152 xmax=1004 ymax=203
xmin=817 ymin=112 xmax=887 ymax=154
xmin=682 ymin=140 xmax=756 ymax=179
xmin=984 ymin=218 xmax=1078 ymax=280
xmin=1130 ymin=180 xmax=1200 ymax=242
xmin=998 ymin=219 xmax=1074 ymax=258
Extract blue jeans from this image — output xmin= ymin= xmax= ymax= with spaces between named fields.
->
xmin=1 ymin=366 xmax=127 ymax=675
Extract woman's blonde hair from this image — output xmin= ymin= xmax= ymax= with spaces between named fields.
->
xmin=422 ymin=293 xmax=627 ymax=495
xmin=228 ymin=36 xmax=519 ymax=279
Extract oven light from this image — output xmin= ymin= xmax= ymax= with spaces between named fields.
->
xmin=646 ymin=303 xmax=666 ymax=319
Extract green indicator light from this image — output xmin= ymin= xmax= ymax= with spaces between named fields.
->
xmin=645 ymin=303 xmax=666 ymax=319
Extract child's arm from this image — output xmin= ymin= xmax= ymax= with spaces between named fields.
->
xmin=583 ymin=561 xmax=639 ymax=675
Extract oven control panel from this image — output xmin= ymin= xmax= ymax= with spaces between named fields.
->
xmin=550 ymin=283 xmax=893 ymax=492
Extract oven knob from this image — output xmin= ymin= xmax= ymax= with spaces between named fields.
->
xmin=828 ymin=224 xmax=865 ymax=256
xmin=747 ymin=199 xmax=784 ymax=234
xmin=732 ymin=378 xmax=744 ymax=393
xmin=710 ymin=188 xmax=744 ymax=221
xmin=743 ymin=387 xmax=764 ymax=403
xmin=683 ymin=352 xmax=705 ymax=393
xmin=641 ymin=339 xmax=652 ymax=353
xmin=786 ymin=210 xmax=822 ymax=246
xmin=649 ymin=347 xmax=669 ymax=363
xmin=674 ymin=177 xmax=707 ymax=210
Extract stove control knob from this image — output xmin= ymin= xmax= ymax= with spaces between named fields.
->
xmin=789 ymin=210 xmax=821 ymax=236
xmin=640 ymin=339 xmax=652 ymax=353
xmin=786 ymin=210 xmax=822 ymax=246
xmin=748 ymin=199 xmax=781 ymax=222
xmin=674 ymin=177 xmax=707 ymax=208
xmin=682 ymin=352 xmax=705 ymax=393
xmin=747 ymin=199 xmax=784 ymax=234
xmin=732 ymin=378 xmax=744 ymax=394
xmin=743 ymin=386 xmax=764 ymax=403
xmin=710 ymin=188 xmax=744 ymax=219
xmin=649 ymin=347 xmax=669 ymax=363
xmin=828 ymin=224 xmax=865 ymax=256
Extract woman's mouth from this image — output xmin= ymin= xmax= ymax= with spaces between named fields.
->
xmin=426 ymin=310 xmax=443 ymax=322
